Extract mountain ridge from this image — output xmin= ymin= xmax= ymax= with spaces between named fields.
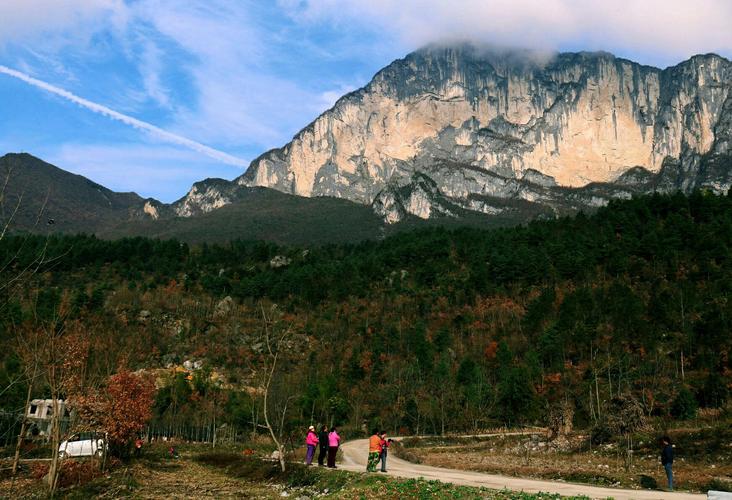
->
xmin=2 ymin=152 xmax=533 ymax=245
xmin=3 ymin=45 xmax=732 ymax=238
xmin=225 ymin=44 xmax=732 ymax=222
xmin=0 ymin=152 xmax=150 ymax=233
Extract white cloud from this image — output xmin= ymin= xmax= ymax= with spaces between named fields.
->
xmin=286 ymin=0 xmax=732 ymax=65
xmin=138 ymin=40 xmax=172 ymax=109
xmin=127 ymin=1 xmax=323 ymax=145
xmin=0 ymin=64 xmax=248 ymax=167
xmin=0 ymin=0 xmax=127 ymax=46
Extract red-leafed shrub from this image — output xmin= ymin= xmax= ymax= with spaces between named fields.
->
xmin=57 ymin=460 xmax=103 ymax=487
xmin=104 ymin=371 xmax=155 ymax=445
xmin=29 ymin=459 xmax=108 ymax=487
xmin=71 ymin=370 xmax=156 ymax=455
xmin=30 ymin=462 xmax=49 ymax=480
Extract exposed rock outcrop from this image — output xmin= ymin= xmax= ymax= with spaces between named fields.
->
xmin=177 ymin=45 xmax=732 ymax=222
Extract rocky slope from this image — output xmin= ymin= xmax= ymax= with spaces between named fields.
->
xmin=0 ymin=153 xmax=151 ymax=233
xmin=180 ymin=44 xmax=732 ymax=223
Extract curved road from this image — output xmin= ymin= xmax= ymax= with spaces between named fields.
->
xmin=339 ymin=438 xmax=705 ymax=500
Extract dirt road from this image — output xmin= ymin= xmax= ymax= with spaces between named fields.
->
xmin=339 ymin=438 xmax=706 ymax=500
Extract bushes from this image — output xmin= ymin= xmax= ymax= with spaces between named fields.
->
xmin=196 ymin=452 xmax=283 ymax=482
xmin=590 ymin=421 xmax=613 ymax=445
xmin=639 ymin=475 xmax=658 ymax=489
xmin=699 ymin=372 xmax=729 ymax=409
xmin=671 ymin=387 xmax=698 ymax=420
xmin=591 ymin=395 xmax=646 ymax=445
xmin=29 ymin=459 xmax=106 ymax=488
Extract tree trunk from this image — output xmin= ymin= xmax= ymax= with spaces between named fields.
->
xmin=680 ymin=349 xmax=685 ymax=382
xmin=11 ymin=371 xmax=34 ymax=476
xmin=46 ymin=396 xmax=62 ymax=495
xmin=263 ymin=353 xmax=286 ymax=472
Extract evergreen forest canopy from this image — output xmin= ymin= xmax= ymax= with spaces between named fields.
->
xmin=1 ymin=191 xmax=730 ymax=438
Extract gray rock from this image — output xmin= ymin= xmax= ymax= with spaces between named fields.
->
xmin=213 ymin=296 xmax=234 ymax=318
xmin=170 ymin=45 xmax=732 ymax=224
xmin=269 ymin=255 xmax=292 ymax=268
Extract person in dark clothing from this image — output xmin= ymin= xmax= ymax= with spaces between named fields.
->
xmin=379 ymin=431 xmax=392 ymax=472
xmin=317 ymin=425 xmax=329 ymax=466
xmin=660 ymin=436 xmax=674 ymax=491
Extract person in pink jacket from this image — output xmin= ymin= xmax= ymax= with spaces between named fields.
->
xmin=305 ymin=425 xmax=318 ymax=465
xmin=327 ymin=426 xmax=341 ymax=468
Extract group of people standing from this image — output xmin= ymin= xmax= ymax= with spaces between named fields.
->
xmin=305 ymin=425 xmax=341 ymax=468
xmin=367 ymin=429 xmax=392 ymax=473
xmin=303 ymin=426 xmax=392 ymax=472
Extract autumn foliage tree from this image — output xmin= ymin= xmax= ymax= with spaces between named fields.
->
xmin=106 ymin=371 xmax=155 ymax=445
xmin=72 ymin=370 xmax=155 ymax=456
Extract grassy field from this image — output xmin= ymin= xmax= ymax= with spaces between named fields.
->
xmin=1 ymin=441 xmax=590 ymax=499
xmin=394 ymin=416 xmax=732 ymax=494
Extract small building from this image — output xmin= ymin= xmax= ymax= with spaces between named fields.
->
xmin=25 ymin=399 xmax=70 ymax=438
xmin=27 ymin=399 xmax=66 ymax=420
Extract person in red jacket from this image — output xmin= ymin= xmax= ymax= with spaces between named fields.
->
xmin=305 ymin=426 xmax=319 ymax=465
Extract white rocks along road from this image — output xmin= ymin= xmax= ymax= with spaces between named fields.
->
xmin=338 ymin=438 xmax=705 ymax=500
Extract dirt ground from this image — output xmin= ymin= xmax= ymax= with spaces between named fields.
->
xmin=0 ymin=447 xmax=279 ymax=499
xmin=398 ymin=426 xmax=732 ymax=494
xmin=126 ymin=453 xmax=277 ymax=499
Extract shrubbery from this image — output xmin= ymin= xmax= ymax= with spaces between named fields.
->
xmin=671 ymin=387 xmax=698 ymax=420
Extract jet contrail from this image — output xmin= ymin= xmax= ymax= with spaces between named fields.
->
xmin=0 ymin=65 xmax=248 ymax=168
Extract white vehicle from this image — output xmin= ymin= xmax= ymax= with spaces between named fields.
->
xmin=58 ymin=432 xmax=106 ymax=459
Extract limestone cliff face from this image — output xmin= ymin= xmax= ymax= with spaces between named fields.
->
xmin=192 ymin=45 xmax=732 ymax=222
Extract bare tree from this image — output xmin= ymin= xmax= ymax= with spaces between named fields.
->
xmin=258 ymin=303 xmax=294 ymax=472
xmin=1 ymin=165 xmax=75 ymax=488
xmin=10 ymin=354 xmax=39 ymax=477
xmin=13 ymin=295 xmax=89 ymax=495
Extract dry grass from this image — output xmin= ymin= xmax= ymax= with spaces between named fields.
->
xmin=399 ymin=424 xmax=732 ymax=493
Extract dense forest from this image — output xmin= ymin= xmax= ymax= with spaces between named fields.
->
xmin=1 ymin=190 xmax=730 ymax=442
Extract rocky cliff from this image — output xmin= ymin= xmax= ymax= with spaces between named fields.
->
xmin=178 ymin=45 xmax=732 ymax=222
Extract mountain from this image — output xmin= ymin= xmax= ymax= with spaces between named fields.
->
xmin=0 ymin=153 xmax=383 ymax=243
xmin=5 ymin=45 xmax=732 ymax=239
xmin=174 ymin=44 xmax=732 ymax=222
xmin=0 ymin=153 xmax=150 ymax=233
xmin=2 ymin=153 xmax=531 ymax=245
xmin=101 ymin=186 xmax=387 ymax=245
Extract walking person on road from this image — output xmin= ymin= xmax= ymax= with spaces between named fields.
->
xmin=661 ymin=435 xmax=674 ymax=491
xmin=317 ymin=425 xmax=329 ymax=466
xmin=367 ymin=429 xmax=381 ymax=472
xmin=305 ymin=425 xmax=319 ymax=466
xmin=327 ymin=426 xmax=341 ymax=468
xmin=379 ymin=431 xmax=392 ymax=472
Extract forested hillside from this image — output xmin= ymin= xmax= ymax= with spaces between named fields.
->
xmin=1 ymin=191 xmax=730 ymax=438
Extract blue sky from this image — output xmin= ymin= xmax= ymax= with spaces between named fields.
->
xmin=1 ymin=0 xmax=730 ymax=202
